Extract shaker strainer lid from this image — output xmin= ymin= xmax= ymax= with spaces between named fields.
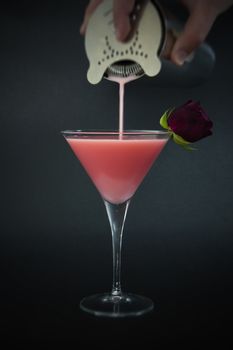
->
xmin=85 ymin=0 xmax=165 ymax=84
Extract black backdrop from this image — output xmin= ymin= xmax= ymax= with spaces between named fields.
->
xmin=1 ymin=0 xmax=233 ymax=345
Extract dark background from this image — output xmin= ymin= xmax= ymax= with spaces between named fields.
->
xmin=1 ymin=0 xmax=233 ymax=344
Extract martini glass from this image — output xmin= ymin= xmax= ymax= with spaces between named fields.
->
xmin=62 ymin=130 xmax=169 ymax=317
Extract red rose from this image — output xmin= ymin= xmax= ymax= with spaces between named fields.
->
xmin=160 ymin=100 xmax=213 ymax=149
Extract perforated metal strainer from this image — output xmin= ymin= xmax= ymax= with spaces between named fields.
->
xmin=85 ymin=0 xmax=165 ymax=84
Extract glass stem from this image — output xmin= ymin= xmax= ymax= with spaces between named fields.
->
xmin=104 ymin=199 xmax=130 ymax=297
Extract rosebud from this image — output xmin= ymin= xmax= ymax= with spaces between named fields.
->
xmin=160 ymin=100 xmax=213 ymax=149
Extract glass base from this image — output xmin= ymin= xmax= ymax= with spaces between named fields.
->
xmin=80 ymin=293 xmax=154 ymax=318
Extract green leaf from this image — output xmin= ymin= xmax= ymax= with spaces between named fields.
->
xmin=159 ymin=109 xmax=173 ymax=129
xmin=172 ymin=133 xmax=197 ymax=151
xmin=172 ymin=133 xmax=190 ymax=145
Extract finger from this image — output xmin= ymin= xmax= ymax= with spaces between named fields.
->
xmin=171 ymin=5 xmax=217 ymax=65
xmin=113 ymin=0 xmax=135 ymax=41
xmin=80 ymin=0 xmax=103 ymax=35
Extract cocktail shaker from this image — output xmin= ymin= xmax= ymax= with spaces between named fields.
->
xmin=85 ymin=0 xmax=215 ymax=86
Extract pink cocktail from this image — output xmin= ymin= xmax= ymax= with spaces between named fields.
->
xmin=67 ymin=134 xmax=167 ymax=204
xmin=62 ymin=130 xmax=169 ymax=317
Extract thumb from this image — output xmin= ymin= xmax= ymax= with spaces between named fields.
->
xmin=171 ymin=6 xmax=217 ymax=65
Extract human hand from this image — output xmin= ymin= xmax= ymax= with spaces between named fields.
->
xmin=80 ymin=0 xmax=233 ymax=65
xmin=170 ymin=0 xmax=233 ymax=65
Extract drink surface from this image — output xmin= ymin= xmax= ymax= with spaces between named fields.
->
xmin=67 ymin=135 xmax=168 ymax=204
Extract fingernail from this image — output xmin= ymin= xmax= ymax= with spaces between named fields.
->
xmin=80 ymin=23 xmax=85 ymax=35
xmin=116 ymin=28 xmax=124 ymax=41
xmin=175 ymin=49 xmax=188 ymax=66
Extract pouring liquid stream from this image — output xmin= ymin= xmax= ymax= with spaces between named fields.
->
xmin=107 ymin=75 xmax=138 ymax=138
